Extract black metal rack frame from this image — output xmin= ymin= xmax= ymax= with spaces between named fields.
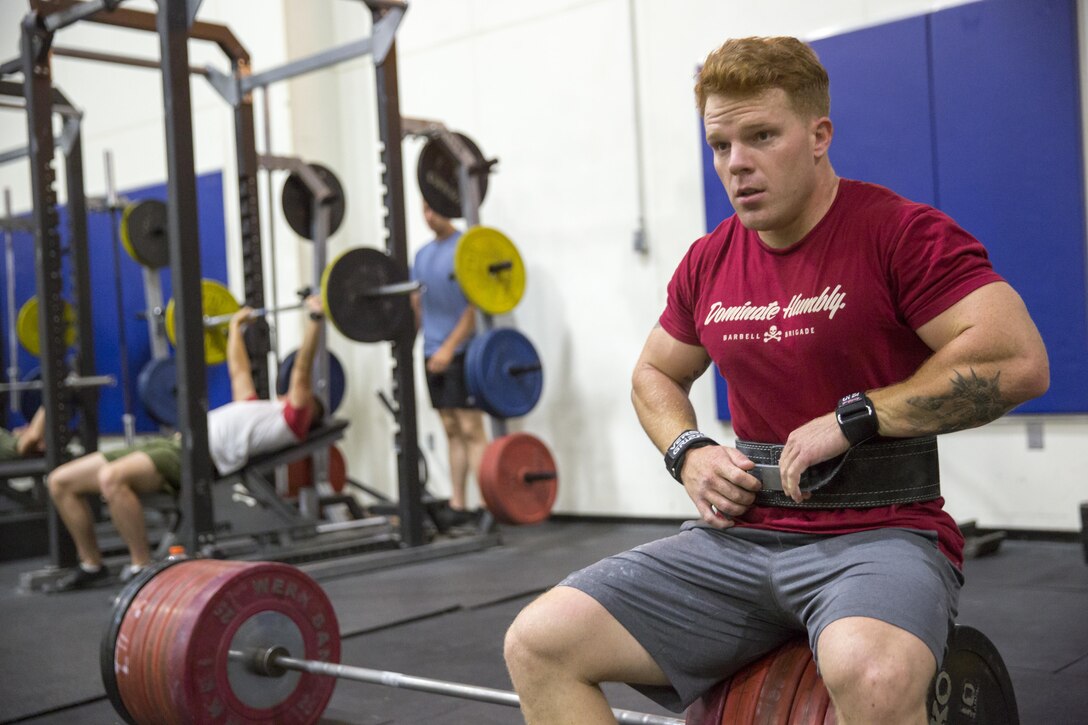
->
xmin=12 ymin=0 xmax=430 ymax=558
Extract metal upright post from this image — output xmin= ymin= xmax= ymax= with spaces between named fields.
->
xmin=62 ymin=109 xmax=100 ymax=454
xmin=157 ymin=0 xmax=216 ymax=553
xmin=373 ymin=30 xmax=425 ymax=547
xmin=231 ymin=55 xmax=270 ymax=399
xmin=21 ymin=13 xmax=76 ymax=567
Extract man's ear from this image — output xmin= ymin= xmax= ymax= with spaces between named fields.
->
xmin=812 ymin=116 xmax=833 ymax=159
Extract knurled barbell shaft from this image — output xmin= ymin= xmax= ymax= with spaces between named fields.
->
xmin=0 ymin=373 xmax=116 ymax=393
xmin=232 ymin=648 xmax=684 ymax=725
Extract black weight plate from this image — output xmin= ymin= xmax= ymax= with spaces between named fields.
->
xmin=464 ymin=328 xmax=543 ymax=419
xmin=276 ymin=348 xmax=346 ymax=413
xmin=417 ymin=132 xmax=489 ymax=219
xmin=281 ymin=163 xmax=346 ymax=240
xmin=121 ymin=199 xmax=170 ymax=269
xmin=137 ymin=357 xmax=178 ymax=427
xmin=322 ymin=247 xmax=412 ymax=343
xmin=929 ymin=624 xmax=1019 ymax=724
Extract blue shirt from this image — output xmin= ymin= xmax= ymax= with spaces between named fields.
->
xmin=411 ymin=231 xmax=470 ymax=357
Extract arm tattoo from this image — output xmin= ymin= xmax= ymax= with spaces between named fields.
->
xmin=906 ymin=368 xmax=1010 ymax=433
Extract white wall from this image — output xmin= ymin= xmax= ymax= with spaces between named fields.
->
xmin=0 ymin=0 xmax=1084 ymax=531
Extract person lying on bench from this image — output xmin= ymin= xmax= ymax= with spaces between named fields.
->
xmin=0 ymin=406 xmax=46 ymax=460
xmin=47 ymin=295 xmax=327 ymax=591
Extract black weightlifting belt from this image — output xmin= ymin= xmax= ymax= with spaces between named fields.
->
xmin=736 ymin=437 xmax=940 ymax=509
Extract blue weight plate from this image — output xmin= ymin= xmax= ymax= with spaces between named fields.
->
xmin=276 ymin=349 xmax=346 ymax=414
xmin=137 ymin=357 xmax=178 ymax=427
xmin=466 ymin=328 xmax=543 ymax=419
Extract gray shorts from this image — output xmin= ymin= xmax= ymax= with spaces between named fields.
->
xmin=559 ymin=524 xmax=963 ymax=712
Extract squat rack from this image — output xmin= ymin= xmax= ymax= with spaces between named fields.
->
xmin=14 ymin=0 xmax=435 ymax=556
xmin=0 ymin=73 xmax=102 ymax=566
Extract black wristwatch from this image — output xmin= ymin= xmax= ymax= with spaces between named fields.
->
xmin=664 ymin=430 xmax=718 ymax=484
xmin=835 ymin=392 xmax=879 ymax=447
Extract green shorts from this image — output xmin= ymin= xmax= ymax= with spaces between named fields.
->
xmin=102 ymin=438 xmax=182 ymax=495
xmin=0 ymin=428 xmax=19 ymax=461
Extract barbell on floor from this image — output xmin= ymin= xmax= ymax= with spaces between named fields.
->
xmin=102 ymin=558 xmax=1019 ymax=725
xmin=101 ymin=558 xmax=683 ymax=725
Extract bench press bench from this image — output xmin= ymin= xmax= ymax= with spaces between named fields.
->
xmin=146 ymin=419 xmax=351 ymax=558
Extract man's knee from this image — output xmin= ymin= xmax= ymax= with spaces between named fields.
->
xmin=47 ymin=462 xmax=82 ymax=499
xmin=505 ymin=588 xmax=591 ymax=675
xmin=818 ymin=618 xmax=935 ymax=716
xmin=97 ymin=463 xmax=130 ymax=502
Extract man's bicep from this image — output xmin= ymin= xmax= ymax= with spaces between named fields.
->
xmin=634 ymin=325 xmax=712 ymax=392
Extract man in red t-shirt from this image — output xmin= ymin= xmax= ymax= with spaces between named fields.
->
xmin=504 ymin=37 xmax=1049 ymax=722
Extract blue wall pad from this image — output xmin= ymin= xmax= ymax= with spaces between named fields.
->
xmin=0 ymin=171 xmax=231 ymax=433
xmin=702 ymin=0 xmax=1086 ymax=419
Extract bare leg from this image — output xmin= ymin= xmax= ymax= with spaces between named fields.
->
xmin=505 ymin=586 xmax=669 ymax=724
xmin=817 ymin=616 xmax=935 ymax=724
xmin=47 ymin=453 xmax=110 ymax=567
xmin=439 ymin=409 xmax=469 ymax=509
xmin=440 ymin=408 xmax=487 ymax=510
xmin=97 ymin=452 xmax=166 ymax=568
xmin=455 ymin=407 xmax=487 ymax=492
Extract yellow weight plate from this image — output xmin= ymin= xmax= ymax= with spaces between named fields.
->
xmin=16 ymin=296 xmax=77 ymax=356
xmin=165 ymin=279 xmax=240 ymax=365
xmin=454 ymin=226 xmax=526 ymax=315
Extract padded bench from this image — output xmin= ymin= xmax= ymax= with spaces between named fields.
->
xmin=145 ymin=419 xmax=350 ymax=557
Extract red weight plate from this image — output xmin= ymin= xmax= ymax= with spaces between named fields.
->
xmin=787 ymin=657 xmax=831 ymax=725
xmin=478 ymin=433 xmax=558 ymax=525
xmin=823 ymin=703 xmax=839 ymax=724
xmin=188 ymin=561 xmax=340 ymax=723
xmin=684 ymin=678 xmax=731 ymax=724
xmin=721 ymin=649 xmax=777 ymax=723
xmin=750 ymin=640 xmax=813 ymax=723
xmin=112 ymin=560 xmax=340 ymax=725
xmin=286 ymin=445 xmax=347 ymax=497
xmin=115 ymin=560 xmax=228 ymax=725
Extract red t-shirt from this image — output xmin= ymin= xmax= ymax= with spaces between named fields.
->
xmin=660 ymin=179 xmax=1003 ymax=568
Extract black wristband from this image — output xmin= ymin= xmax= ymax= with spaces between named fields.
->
xmin=664 ymin=430 xmax=718 ymax=484
xmin=835 ymin=392 xmax=879 ymax=447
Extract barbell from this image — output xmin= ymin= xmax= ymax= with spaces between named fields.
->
xmin=101 ymin=558 xmax=683 ymax=725
xmin=101 ymin=559 xmax=1018 ymax=725
xmin=162 ymin=247 xmax=418 ymax=364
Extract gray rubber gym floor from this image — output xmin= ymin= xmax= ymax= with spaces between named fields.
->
xmin=1 ymin=520 xmax=1085 ymax=724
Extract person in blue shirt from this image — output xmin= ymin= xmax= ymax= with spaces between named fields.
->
xmin=410 ymin=202 xmax=488 ymax=530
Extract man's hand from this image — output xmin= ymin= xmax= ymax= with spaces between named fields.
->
xmin=777 ymin=412 xmax=850 ymax=502
xmin=427 ymin=345 xmax=455 ymax=374
xmin=229 ymin=306 xmax=255 ymax=332
xmin=680 ymin=445 xmax=763 ymax=528
xmin=303 ymin=295 xmax=324 ymax=319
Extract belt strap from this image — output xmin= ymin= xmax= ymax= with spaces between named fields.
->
xmin=736 ymin=437 xmax=941 ymax=509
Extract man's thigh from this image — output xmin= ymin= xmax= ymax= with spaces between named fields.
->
xmin=777 ymin=528 xmax=963 ymax=668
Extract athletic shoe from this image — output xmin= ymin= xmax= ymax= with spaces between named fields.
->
xmin=53 ymin=565 xmax=110 ymax=592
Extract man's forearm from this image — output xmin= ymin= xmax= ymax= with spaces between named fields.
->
xmin=631 ymin=363 xmax=701 ymax=454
